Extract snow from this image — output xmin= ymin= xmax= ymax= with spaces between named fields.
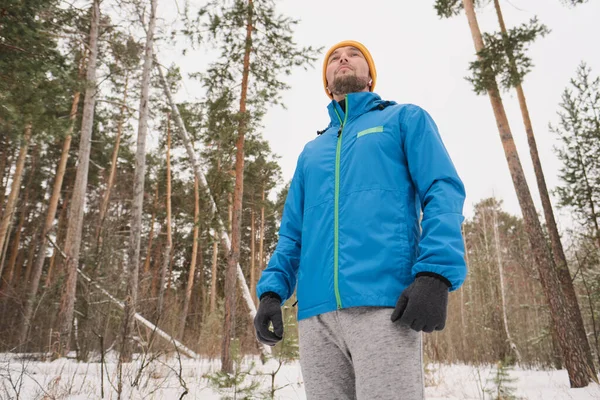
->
xmin=1 ymin=353 xmax=598 ymax=399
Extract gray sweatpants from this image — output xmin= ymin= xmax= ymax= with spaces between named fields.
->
xmin=298 ymin=307 xmax=424 ymax=400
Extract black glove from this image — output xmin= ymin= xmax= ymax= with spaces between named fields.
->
xmin=254 ymin=292 xmax=284 ymax=346
xmin=390 ymin=273 xmax=450 ymax=333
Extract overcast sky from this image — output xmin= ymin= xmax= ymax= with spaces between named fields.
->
xmin=157 ymin=0 xmax=600 ymax=229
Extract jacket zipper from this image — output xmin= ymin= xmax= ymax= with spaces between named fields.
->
xmin=333 ymin=96 xmax=348 ymax=310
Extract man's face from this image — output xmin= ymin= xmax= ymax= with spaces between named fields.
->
xmin=325 ymin=46 xmax=371 ymax=98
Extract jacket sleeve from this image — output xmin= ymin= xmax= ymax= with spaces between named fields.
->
xmin=402 ymin=105 xmax=467 ymax=291
xmin=256 ymin=153 xmax=305 ymax=304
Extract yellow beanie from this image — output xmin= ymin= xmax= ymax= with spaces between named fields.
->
xmin=322 ymin=40 xmax=377 ymax=99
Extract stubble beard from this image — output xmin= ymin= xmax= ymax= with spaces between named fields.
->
xmin=330 ymin=74 xmax=370 ymax=97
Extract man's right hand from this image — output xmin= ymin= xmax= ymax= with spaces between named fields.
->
xmin=254 ymin=292 xmax=284 ymax=346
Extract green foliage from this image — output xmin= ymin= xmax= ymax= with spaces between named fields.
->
xmin=433 ymin=0 xmax=489 ymax=18
xmin=0 ymin=0 xmax=80 ymax=137
xmin=467 ymin=18 xmax=549 ymax=94
xmin=205 ymin=338 xmax=262 ymax=399
xmin=434 ymin=0 xmax=463 ymax=18
xmin=484 ymin=361 xmax=520 ymax=400
xmin=190 ymin=0 xmax=320 ymax=116
xmin=561 ymin=0 xmax=589 ymax=6
xmin=551 ymin=63 xmax=600 ymax=236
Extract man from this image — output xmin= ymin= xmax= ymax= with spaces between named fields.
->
xmin=254 ymin=40 xmax=466 ymax=400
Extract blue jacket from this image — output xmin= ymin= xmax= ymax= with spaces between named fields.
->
xmin=257 ymin=92 xmax=466 ymax=321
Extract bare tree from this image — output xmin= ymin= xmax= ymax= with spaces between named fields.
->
xmin=492 ymin=205 xmax=521 ymax=363
xmin=179 ymin=175 xmax=200 ymax=340
xmin=156 ymin=113 xmax=173 ymax=318
xmin=121 ymin=0 xmax=157 ymax=362
xmin=55 ymin=0 xmax=100 ymax=357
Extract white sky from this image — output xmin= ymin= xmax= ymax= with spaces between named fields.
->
xmin=158 ymin=0 xmax=600 ymax=229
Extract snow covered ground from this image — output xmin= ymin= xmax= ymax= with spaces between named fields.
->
xmin=1 ymin=353 xmax=599 ymax=399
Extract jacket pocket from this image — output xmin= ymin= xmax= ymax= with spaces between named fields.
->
xmin=356 ymin=125 xmax=384 ymax=138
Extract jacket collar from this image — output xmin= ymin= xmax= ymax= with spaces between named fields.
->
xmin=327 ymin=92 xmax=386 ymax=126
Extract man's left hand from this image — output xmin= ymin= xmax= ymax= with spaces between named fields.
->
xmin=390 ymin=274 xmax=450 ymax=333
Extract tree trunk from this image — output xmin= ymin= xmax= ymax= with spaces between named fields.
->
xmin=150 ymin=225 xmax=163 ymax=298
xmin=179 ymin=175 xmax=200 ymax=340
xmin=250 ymin=206 xmax=256 ymax=305
xmin=210 ymin=239 xmax=218 ymax=314
xmin=0 ymin=124 xmax=32 ymax=280
xmin=157 ymin=114 xmax=173 ymax=322
xmin=0 ymin=139 xmax=10 ymax=213
xmin=20 ymin=76 xmax=82 ymax=346
xmin=492 ymin=206 xmax=521 ymax=363
xmin=96 ymin=71 xmax=129 ymax=250
xmin=228 ymin=192 xmax=233 ymax=235
xmin=155 ymin=51 xmax=272 ymax=360
xmin=2 ymin=144 xmax=37 ymax=289
xmin=3 ymin=202 xmax=25 ymax=288
xmin=23 ymin=230 xmax=38 ymax=286
xmin=55 ymin=0 xmax=100 ymax=358
xmin=493 ymin=0 xmax=595 ymax=375
xmin=45 ymin=177 xmax=72 ymax=288
xmin=461 ymin=226 xmax=469 ymax=358
xmin=462 ymin=0 xmax=597 ymax=387
xmin=121 ymin=0 xmax=157 ymax=363
xmin=142 ymin=184 xmax=159 ymax=275
xmin=258 ymin=184 xmax=266 ymax=296
xmin=222 ymin=0 xmax=254 ymax=374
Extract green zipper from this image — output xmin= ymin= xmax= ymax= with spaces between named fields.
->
xmin=333 ymin=96 xmax=348 ymax=310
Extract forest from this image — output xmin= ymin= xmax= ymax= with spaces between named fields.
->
xmin=1 ymin=0 xmax=599 ymax=398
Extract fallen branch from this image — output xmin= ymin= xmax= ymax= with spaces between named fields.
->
xmin=45 ymin=235 xmax=200 ymax=360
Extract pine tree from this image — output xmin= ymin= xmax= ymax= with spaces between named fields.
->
xmin=552 ymin=63 xmax=600 ymax=249
xmin=487 ymin=0 xmax=594 ymax=374
xmin=434 ymin=0 xmax=597 ymax=387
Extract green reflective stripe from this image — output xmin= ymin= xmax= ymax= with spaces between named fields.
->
xmin=333 ymin=100 xmax=347 ymax=310
xmin=357 ymin=126 xmax=383 ymax=138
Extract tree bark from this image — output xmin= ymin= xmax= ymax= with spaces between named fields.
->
xmin=96 ymin=71 xmax=129 ymax=250
xmin=2 ymin=144 xmax=37 ymax=289
xmin=210 ymin=239 xmax=218 ymax=314
xmin=222 ymin=0 xmax=254 ymax=374
xmin=156 ymin=114 xmax=172 ymax=320
xmin=121 ymin=0 xmax=157 ymax=363
xmin=179 ymin=175 xmax=200 ymax=340
xmin=492 ymin=206 xmax=521 ymax=363
xmin=462 ymin=0 xmax=597 ymax=387
xmin=0 ymin=124 xmax=32 ymax=280
xmin=142 ymin=184 xmax=159 ymax=275
xmin=45 ymin=177 xmax=72 ymax=288
xmin=257 ymin=183 xmax=266 ymax=304
xmin=23 ymin=230 xmax=38 ymax=286
xmin=250 ymin=206 xmax=256 ymax=305
xmin=493 ymin=0 xmax=595 ymax=375
xmin=0 ymin=139 xmax=9 ymax=212
xmin=460 ymin=226 xmax=469 ymax=358
xmin=55 ymin=0 xmax=100 ymax=358
xmin=20 ymin=70 xmax=82 ymax=345
xmin=3 ymin=201 xmax=25 ymax=288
